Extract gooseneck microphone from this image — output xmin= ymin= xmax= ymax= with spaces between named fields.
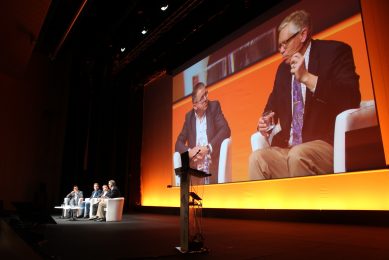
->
xmin=191 ymin=149 xmax=201 ymax=161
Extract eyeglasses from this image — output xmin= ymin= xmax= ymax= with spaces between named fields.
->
xmin=195 ymin=91 xmax=208 ymax=104
xmin=278 ymin=31 xmax=300 ymax=51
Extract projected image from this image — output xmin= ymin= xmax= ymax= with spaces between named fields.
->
xmin=174 ymin=82 xmax=231 ymax=184
xmin=172 ymin=0 xmax=386 ymax=185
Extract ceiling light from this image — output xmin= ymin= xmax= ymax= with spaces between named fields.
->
xmin=161 ymin=4 xmax=168 ymax=11
xmin=120 ymin=47 xmax=126 ymax=52
xmin=141 ymin=28 xmax=148 ymax=35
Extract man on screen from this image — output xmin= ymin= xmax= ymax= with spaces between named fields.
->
xmin=175 ymin=82 xmax=231 ymax=184
xmin=249 ymin=10 xmax=361 ymax=180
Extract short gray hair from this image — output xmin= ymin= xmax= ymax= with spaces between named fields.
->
xmin=278 ymin=10 xmax=312 ymax=38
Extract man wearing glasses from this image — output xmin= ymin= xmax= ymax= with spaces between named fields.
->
xmin=249 ymin=10 xmax=361 ymax=180
xmin=175 ymin=82 xmax=231 ymax=184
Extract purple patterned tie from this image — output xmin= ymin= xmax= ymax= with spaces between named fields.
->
xmin=292 ymin=78 xmax=304 ymax=146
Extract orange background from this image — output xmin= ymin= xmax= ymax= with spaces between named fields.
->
xmin=141 ymin=1 xmax=389 ymax=210
xmin=173 ymin=15 xmax=374 ymax=182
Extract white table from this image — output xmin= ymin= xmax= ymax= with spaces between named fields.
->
xmin=54 ymin=205 xmax=82 ymax=221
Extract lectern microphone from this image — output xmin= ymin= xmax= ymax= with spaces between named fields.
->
xmin=189 ymin=192 xmax=202 ymax=201
xmin=191 ymin=149 xmax=201 ymax=160
xmin=174 ymin=151 xmax=212 ymax=178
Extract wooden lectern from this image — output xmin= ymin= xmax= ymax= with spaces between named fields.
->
xmin=175 ymin=151 xmax=211 ymax=253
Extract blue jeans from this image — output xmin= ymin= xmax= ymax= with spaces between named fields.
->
xmin=83 ymin=201 xmax=90 ymax=217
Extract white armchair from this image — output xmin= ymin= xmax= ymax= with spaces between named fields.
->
xmin=105 ymin=197 xmax=125 ymax=222
xmin=88 ymin=198 xmax=99 ymax=218
xmin=333 ymin=100 xmax=377 ymax=173
xmin=63 ymin=197 xmax=83 ymax=217
xmin=251 ymin=123 xmax=281 ymax=152
xmin=173 ymin=137 xmax=232 ymax=184
xmin=250 ymin=100 xmax=378 ymax=173
xmin=218 ymin=137 xmax=232 ymax=183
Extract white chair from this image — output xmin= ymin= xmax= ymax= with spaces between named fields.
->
xmin=218 ymin=137 xmax=232 ymax=183
xmin=250 ymin=100 xmax=377 ymax=173
xmin=251 ymin=123 xmax=281 ymax=152
xmin=105 ymin=197 xmax=125 ymax=222
xmin=173 ymin=137 xmax=232 ymax=184
xmin=333 ymin=100 xmax=377 ymax=173
xmin=63 ymin=198 xmax=70 ymax=217
xmin=88 ymin=198 xmax=99 ymax=218
xmin=63 ymin=197 xmax=83 ymax=217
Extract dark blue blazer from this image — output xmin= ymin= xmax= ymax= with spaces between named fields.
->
xmin=90 ymin=189 xmax=102 ymax=199
xmin=107 ymin=186 xmax=121 ymax=198
xmin=265 ymin=40 xmax=361 ymax=148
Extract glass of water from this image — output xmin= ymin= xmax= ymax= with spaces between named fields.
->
xmin=262 ymin=110 xmax=275 ymax=132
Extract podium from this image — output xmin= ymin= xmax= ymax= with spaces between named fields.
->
xmin=175 ymin=151 xmax=211 ymax=253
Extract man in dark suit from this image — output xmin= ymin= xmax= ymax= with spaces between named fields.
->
xmin=249 ymin=10 xmax=361 ymax=180
xmin=82 ymin=182 xmax=102 ymax=218
xmin=175 ymin=82 xmax=231 ymax=184
xmin=95 ymin=180 xmax=121 ymax=221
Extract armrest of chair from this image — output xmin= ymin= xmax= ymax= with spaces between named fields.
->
xmin=251 ymin=123 xmax=281 ymax=152
xmin=106 ymin=197 xmax=125 ymax=222
xmin=218 ymin=137 xmax=232 ymax=183
xmin=173 ymin=152 xmax=181 ymax=186
xmin=251 ymin=132 xmax=269 ymax=152
xmin=173 ymin=152 xmax=181 ymax=169
xmin=333 ymin=102 xmax=377 ymax=173
xmin=90 ymin=198 xmax=98 ymax=204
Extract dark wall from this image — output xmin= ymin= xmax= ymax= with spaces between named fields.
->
xmin=59 ymin=58 xmax=143 ymax=210
xmin=0 ymin=10 xmax=143 ymax=213
xmin=0 ymin=50 xmax=70 ymax=211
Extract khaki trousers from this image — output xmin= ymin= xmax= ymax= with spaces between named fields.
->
xmin=96 ymin=200 xmax=107 ymax=218
xmin=248 ymin=140 xmax=333 ymax=180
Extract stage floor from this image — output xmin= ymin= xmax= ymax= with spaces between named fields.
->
xmin=33 ymin=213 xmax=389 ymax=259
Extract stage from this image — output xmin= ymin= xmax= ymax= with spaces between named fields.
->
xmin=4 ymin=212 xmax=387 ymax=259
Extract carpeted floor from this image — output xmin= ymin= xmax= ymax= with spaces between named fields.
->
xmin=32 ymin=213 xmax=389 ymax=259
xmin=3 ymin=212 xmax=389 ymax=259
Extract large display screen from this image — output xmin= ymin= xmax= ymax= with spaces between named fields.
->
xmin=171 ymin=0 xmax=385 ymax=186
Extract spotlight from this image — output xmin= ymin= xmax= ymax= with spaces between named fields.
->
xmin=161 ymin=4 xmax=168 ymax=11
xmin=141 ymin=28 xmax=148 ymax=35
xmin=120 ymin=47 xmax=126 ymax=52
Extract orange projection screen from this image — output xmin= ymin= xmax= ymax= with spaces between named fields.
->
xmin=173 ymin=1 xmax=382 ymax=184
xmin=141 ymin=0 xmax=389 ymax=210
